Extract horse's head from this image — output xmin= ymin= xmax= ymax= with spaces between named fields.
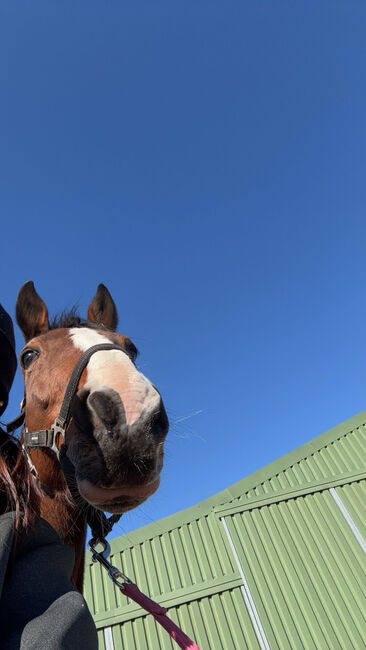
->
xmin=16 ymin=281 xmax=169 ymax=514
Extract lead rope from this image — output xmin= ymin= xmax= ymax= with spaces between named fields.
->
xmin=89 ymin=538 xmax=201 ymax=650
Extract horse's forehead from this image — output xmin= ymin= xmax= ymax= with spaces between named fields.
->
xmin=27 ymin=328 xmax=75 ymax=352
xmin=27 ymin=327 xmax=116 ymax=357
xmin=69 ymin=327 xmax=114 ymax=351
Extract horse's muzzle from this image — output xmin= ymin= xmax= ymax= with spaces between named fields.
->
xmin=67 ymin=386 xmax=168 ymax=510
xmin=77 ymin=476 xmax=161 ymax=513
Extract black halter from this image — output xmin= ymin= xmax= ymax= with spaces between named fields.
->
xmin=6 ymin=342 xmax=129 ymax=540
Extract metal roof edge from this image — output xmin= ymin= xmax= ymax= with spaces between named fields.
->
xmin=222 ymin=409 xmax=366 ymax=501
xmin=215 ymin=469 xmax=366 ymax=516
xmin=104 ymin=409 xmax=366 ymax=553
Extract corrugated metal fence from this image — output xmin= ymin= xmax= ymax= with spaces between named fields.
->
xmin=84 ymin=413 xmax=366 ymax=649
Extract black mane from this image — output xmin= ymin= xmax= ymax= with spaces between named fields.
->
xmin=49 ymin=308 xmax=139 ymax=358
xmin=49 ymin=307 xmax=110 ymax=331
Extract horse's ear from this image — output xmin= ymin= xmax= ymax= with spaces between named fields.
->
xmin=87 ymin=284 xmax=118 ymax=331
xmin=16 ymin=281 xmax=50 ymax=341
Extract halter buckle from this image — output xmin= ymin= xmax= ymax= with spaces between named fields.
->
xmin=45 ymin=417 xmax=65 ymax=458
xmin=51 ymin=418 xmax=66 ymax=453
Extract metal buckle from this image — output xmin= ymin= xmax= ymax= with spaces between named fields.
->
xmin=89 ymin=537 xmax=132 ymax=587
xmin=22 ymin=444 xmax=39 ymax=479
xmin=51 ymin=418 xmax=65 ymax=455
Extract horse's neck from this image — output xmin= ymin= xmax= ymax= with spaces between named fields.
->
xmin=40 ymin=492 xmax=86 ymax=592
xmin=35 ymin=449 xmax=87 ymax=592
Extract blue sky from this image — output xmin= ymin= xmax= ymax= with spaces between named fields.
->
xmin=1 ymin=1 xmax=366 ymax=538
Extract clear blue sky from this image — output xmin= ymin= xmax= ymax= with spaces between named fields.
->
xmin=1 ymin=1 xmax=366 ymax=538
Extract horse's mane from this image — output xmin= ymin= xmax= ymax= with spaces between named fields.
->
xmin=0 ymin=428 xmax=41 ymax=538
xmin=50 ymin=307 xmax=110 ymax=331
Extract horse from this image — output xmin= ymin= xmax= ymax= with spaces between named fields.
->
xmin=14 ymin=281 xmax=169 ymax=591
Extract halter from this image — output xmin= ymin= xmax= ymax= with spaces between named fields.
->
xmin=7 ymin=342 xmax=129 ymax=539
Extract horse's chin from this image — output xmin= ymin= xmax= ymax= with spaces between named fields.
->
xmin=77 ymin=477 xmax=160 ymax=514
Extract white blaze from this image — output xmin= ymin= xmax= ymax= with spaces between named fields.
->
xmin=69 ymin=328 xmax=159 ymax=425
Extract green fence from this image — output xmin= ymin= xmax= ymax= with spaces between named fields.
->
xmin=84 ymin=412 xmax=366 ymax=649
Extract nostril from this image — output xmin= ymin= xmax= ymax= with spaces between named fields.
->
xmin=76 ymin=387 xmax=90 ymax=405
xmin=87 ymin=389 xmax=126 ymax=427
xmin=71 ymin=389 xmax=92 ymax=432
xmin=148 ymin=399 xmax=169 ymax=439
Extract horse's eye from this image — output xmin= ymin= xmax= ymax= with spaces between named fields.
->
xmin=20 ymin=348 xmax=40 ymax=369
xmin=124 ymin=341 xmax=138 ymax=362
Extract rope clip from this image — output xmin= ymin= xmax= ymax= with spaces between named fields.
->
xmin=88 ymin=537 xmax=132 ymax=587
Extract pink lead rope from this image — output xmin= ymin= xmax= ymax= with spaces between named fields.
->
xmin=89 ymin=538 xmax=202 ymax=650
xmin=121 ymin=582 xmax=201 ymax=650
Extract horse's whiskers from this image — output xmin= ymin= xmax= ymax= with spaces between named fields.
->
xmin=171 ymin=409 xmax=203 ymax=425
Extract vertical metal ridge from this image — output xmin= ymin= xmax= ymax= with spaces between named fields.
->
xmin=340 ymin=482 xmax=366 ymax=532
xmin=103 ymin=627 xmax=114 ymax=650
xmin=221 ymin=516 xmax=270 ymax=650
xmin=329 ymin=487 xmax=366 ymax=553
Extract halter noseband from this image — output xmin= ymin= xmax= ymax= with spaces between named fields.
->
xmin=7 ymin=342 xmax=129 ymax=539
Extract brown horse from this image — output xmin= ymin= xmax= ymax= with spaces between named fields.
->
xmin=15 ymin=281 xmax=169 ymax=591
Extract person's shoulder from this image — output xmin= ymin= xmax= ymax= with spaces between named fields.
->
xmin=0 ymin=511 xmax=14 ymax=526
xmin=0 ymin=512 xmax=15 ymax=596
xmin=0 ymin=512 xmax=14 ymax=545
xmin=13 ymin=515 xmax=69 ymax=560
xmin=21 ymin=590 xmax=98 ymax=650
xmin=33 ymin=516 xmax=65 ymax=543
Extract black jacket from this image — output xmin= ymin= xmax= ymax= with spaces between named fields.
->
xmin=0 ymin=304 xmax=17 ymax=416
xmin=0 ymin=513 xmax=98 ymax=650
